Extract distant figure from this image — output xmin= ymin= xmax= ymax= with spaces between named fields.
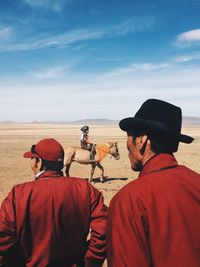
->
xmin=0 ymin=138 xmax=107 ymax=267
xmin=80 ymin=125 xmax=96 ymax=162
xmin=106 ymin=99 xmax=200 ymax=267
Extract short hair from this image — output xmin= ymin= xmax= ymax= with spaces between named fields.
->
xmin=128 ymin=130 xmax=176 ymax=154
xmin=41 ymin=159 xmax=63 ymax=171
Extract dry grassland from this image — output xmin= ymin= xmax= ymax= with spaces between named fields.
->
xmin=0 ymin=123 xmax=199 ymax=266
xmin=0 ymin=123 xmax=200 ymax=204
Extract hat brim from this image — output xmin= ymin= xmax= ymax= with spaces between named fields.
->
xmin=23 ymin=151 xmax=40 ymax=158
xmin=119 ymin=117 xmax=194 ymax=144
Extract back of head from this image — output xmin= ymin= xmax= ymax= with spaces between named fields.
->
xmin=23 ymin=138 xmax=64 ymax=171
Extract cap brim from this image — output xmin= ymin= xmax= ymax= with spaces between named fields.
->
xmin=119 ymin=117 xmax=194 ymax=144
xmin=23 ymin=151 xmax=40 ymax=158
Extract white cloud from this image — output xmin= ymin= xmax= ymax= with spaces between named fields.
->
xmin=110 ymin=17 xmax=155 ymax=36
xmin=0 ymin=57 xmax=200 ymax=121
xmin=178 ymin=29 xmax=200 ymax=42
xmin=31 ymin=67 xmax=65 ymax=80
xmin=108 ymin=62 xmax=170 ymax=76
xmin=0 ymin=18 xmax=154 ymax=52
xmin=0 ymin=29 xmax=104 ymax=52
xmin=176 ymin=29 xmax=200 ymax=47
xmin=0 ymin=26 xmax=13 ymax=40
xmin=173 ymin=55 xmax=195 ymax=63
xmin=108 ymin=53 xmax=200 ymax=77
xmin=24 ymin=0 xmax=71 ymax=12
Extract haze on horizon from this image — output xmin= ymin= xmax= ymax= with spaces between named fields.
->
xmin=0 ymin=0 xmax=200 ymax=122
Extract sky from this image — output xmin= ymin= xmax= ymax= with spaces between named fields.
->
xmin=0 ymin=0 xmax=200 ymax=122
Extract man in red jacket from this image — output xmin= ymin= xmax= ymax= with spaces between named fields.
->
xmin=0 ymin=138 xmax=107 ymax=267
xmin=106 ymin=99 xmax=200 ymax=267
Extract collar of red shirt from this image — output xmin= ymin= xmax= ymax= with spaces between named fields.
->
xmin=139 ymin=153 xmax=178 ymax=178
xmin=36 ymin=170 xmax=64 ymax=180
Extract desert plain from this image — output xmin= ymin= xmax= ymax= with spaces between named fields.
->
xmin=0 ymin=123 xmax=200 ymax=266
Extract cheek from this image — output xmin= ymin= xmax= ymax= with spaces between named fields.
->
xmin=128 ymin=149 xmax=135 ymax=162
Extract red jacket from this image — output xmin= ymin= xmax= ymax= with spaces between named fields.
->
xmin=106 ymin=153 xmax=200 ymax=267
xmin=0 ymin=171 xmax=107 ymax=267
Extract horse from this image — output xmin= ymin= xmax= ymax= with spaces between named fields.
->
xmin=64 ymin=142 xmax=120 ymax=183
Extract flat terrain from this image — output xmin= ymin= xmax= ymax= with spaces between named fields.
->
xmin=0 ymin=123 xmax=200 ymax=205
xmin=0 ymin=123 xmax=200 ymax=266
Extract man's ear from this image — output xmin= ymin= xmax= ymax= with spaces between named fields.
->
xmin=138 ymin=134 xmax=147 ymax=146
xmin=35 ymin=158 xmax=42 ymax=171
xmin=139 ymin=134 xmax=148 ymax=154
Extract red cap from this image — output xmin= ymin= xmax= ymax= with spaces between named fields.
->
xmin=23 ymin=138 xmax=64 ymax=162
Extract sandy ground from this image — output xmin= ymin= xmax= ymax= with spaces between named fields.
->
xmin=0 ymin=123 xmax=200 ymax=266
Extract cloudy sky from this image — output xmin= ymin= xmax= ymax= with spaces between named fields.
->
xmin=0 ymin=0 xmax=200 ymax=121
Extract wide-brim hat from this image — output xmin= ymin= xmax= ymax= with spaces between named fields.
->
xmin=119 ymin=99 xmax=194 ymax=145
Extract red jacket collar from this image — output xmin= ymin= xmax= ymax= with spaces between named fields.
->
xmin=139 ymin=153 xmax=178 ymax=178
xmin=36 ymin=170 xmax=64 ymax=180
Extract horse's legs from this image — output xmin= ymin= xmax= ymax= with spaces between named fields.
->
xmin=90 ymin=163 xmax=96 ymax=183
xmin=65 ymin=163 xmax=71 ymax=177
xmin=96 ymin=162 xmax=104 ymax=183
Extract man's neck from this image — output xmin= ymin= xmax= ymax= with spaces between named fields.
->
xmin=142 ymin=148 xmax=156 ymax=168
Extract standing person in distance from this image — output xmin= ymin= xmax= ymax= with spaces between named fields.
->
xmin=106 ymin=99 xmax=200 ymax=267
xmin=0 ymin=138 xmax=107 ymax=267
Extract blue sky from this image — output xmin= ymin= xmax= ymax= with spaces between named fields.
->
xmin=0 ymin=0 xmax=200 ymax=121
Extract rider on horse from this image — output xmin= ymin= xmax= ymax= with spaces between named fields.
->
xmin=80 ymin=125 xmax=96 ymax=162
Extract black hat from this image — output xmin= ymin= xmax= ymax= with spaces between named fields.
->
xmin=80 ymin=125 xmax=89 ymax=132
xmin=120 ymin=99 xmax=194 ymax=151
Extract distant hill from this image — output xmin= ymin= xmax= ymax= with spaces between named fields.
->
xmin=68 ymin=118 xmax=119 ymax=125
xmin=0 ymin=117 xmax=200 ymax=125
xmin=0 ymin=120 xmax=15 ymax=124
xmin=182 ymin=116 xmax=200 ymax=125
xmin=33 ymin=118 xmax=119 ymax=125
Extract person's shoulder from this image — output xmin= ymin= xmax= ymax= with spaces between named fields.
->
xmin=7 ymin=180 xmax=37 ymax=199
xmin=111 ymin=178 xmax=144 ymax=202
xmin=66 ymin=177 xmax=102 ymax=196
xmin=66 ymin=176 xmax=91 ymax=189
xmin=65 ymin=176 xmax=86 ymax=183
xmin=114 ymin=165 xmax=200 ymax=199
xmin=13 ymin=180 xmax=36 ymax=191
xmin=179 ymin=165 xmax=200 ymax=176
xmin=70 ymin=177 xmax=99 ymax=190
xmin=111 ymin=172 xmax=159 ymax=203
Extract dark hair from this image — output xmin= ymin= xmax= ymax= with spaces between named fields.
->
xmin=41 ymin=160 xmax=63 ymax=171
xmin=128 ymin=130 xmax=176 ymax=154
xmin=149 ymin=131 xmax=178 ymax=153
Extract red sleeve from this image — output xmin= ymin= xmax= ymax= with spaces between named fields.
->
xmin=84 ymin=184 xmax=108 ymax=267
xmin=106 ymin=191 xmax=152 ymax=267
xmin=0 ymin=188 xmax=17 ymax=264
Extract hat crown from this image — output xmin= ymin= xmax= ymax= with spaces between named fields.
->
xmin=35 ymin=138 xmax=64 ymax=161
xmin=135 ymin=99 xmax=182 ymax=134
xmin=23 ymin=138 xmax=64 ymax=161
